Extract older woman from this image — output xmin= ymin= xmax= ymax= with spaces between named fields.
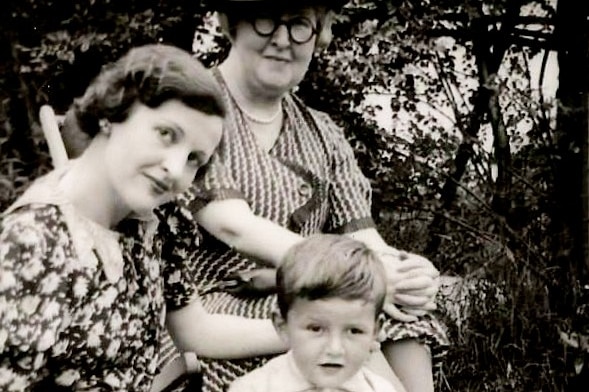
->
xmin=0 ymin=44 xmax=286 ymax=392
xmin=158 ymin=1 xmax=448 ymax=392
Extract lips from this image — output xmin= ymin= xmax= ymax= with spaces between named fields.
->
xmin=264 ymin=55 xmax=291 ymax=62
xmin=144 ymin=173 xmax=171 ymax=195
xmin=319 ymin=363 xmax=344 ymax=373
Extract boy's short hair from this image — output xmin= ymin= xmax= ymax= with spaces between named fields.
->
xmin=276 ymin=234 xmax=387 ymax=318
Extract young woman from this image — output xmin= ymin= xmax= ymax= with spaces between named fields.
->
xmin=157 ymin=1 xmax=448 ymax=392
xmin=0 ymin=44 xmax=285 ymax=392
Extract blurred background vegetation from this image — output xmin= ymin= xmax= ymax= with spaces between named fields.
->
xmin=1 ymin=0 xmax=587 ymax=390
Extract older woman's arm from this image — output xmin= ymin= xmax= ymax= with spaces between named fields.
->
xmin=196 ymin=199 xmax=439 ymax=317
xmin=195 ymin=198 xmax=303 ymax=267
xmin=166 ymin=298 xmax=287 ymax=359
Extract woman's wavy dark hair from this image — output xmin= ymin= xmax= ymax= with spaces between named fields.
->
xmin=72 ymin=44 xmax=225 ymax=138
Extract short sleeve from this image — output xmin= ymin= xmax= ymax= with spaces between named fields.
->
xmin=315 ymin=112 xmax=375 ymax=233
xmin=156 ymin=198 xmax=202 ymax=311
xmin=0 ymin=206 xmax=71 ymax=389
xmin=189 ymin=145 xmax=245 ymax=212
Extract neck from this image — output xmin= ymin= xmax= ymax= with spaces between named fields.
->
xmin=60 ymin=139 xmax=129 ymax=228
xmin=219 ymin=60 xmax=284 ymax=123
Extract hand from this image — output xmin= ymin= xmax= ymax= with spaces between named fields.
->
xmin=379 ymin=249 xmax=439 ymax=319
xmin=219 ymin=268 xmax=277 ymax=297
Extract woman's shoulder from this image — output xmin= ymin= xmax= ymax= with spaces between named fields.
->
xmin=1 ymin=203 xmax=65 ymax=241
xmin=0 ymin=204 xmax=75 ymax=289
xmin=287 ymin=93 xmax=346 ymax=141
xmin=288 ymin=94 xmax=333 ymax=124
xmin=1 ymin=202 xmax=73 ymax=259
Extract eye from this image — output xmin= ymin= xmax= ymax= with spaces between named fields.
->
xmin=253 ymin=17 xmax=276 ymax=35
xmin=306 ymin=324 xmax=323 ymax=333
xmin=349 ymin=327 xmax=366 ymax=335
xmin=290 ymin=16 xmax=313 ymax=30
xmin=156 ymin=126 xmax=177 ymax=144
xmin=187 ymin=151 xmax=203 ymax=168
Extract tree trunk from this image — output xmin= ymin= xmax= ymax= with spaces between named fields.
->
xmin=552 ymin=0 xmax=588 ymax=386
xmin=425 ymin=13 xmax=513 ymax=255
xmin=552 ymin=0 xmax=589 ymax=278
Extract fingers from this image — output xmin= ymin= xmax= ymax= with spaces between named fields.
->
xmin=393 ymin=292 xmax=430 ymax=307
xmin=393 ymin=276 xmax=439 ymax=308
xmin=380 ymin=249 xmax=440 ymax=316
xmin=392 ymin=275 xmax=438 ymax=291
xmin=249 ymin=269 xmax=277 ymax=290
xmin=395 ymin=267 xmax=439 ymax=282
xmin=397 ymin=286 xmax=438 ymax=298
xmin=380 ymin=251 xmax=439 ymax=277
xmin=393 ymin=292 xmax=438 ymax=308
xmin=395 ymin=258 xmax=439 ymax=277
xmin=401 ymin=308 xmax=428 ymax=317
xmin=382 ymin=303 xmax=418 ymax=323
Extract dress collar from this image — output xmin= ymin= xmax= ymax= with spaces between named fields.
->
xmin=4 ymin=165 xmax=158 ymax=283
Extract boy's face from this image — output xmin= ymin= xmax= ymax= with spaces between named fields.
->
xmin=274 ymin=297 xmax=380 ymax=389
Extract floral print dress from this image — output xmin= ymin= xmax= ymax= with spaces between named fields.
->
xmin=0 ymin=168 xmax=197 ymax=391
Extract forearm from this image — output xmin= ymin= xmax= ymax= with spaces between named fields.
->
xmin=197 ymin=199 xmax=303 ymax=267
xmin=166 ymin=300 xmax=287 ymax=359
xmin=345 ymin=228 xmax=395 ymax=253
xmin=227 ymin=215 xmax=302 ymax=266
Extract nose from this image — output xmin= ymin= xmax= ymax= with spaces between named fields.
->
xmin=324 ymin=332 xmax=345 ymax=357
xmin=162 ymin=149 xmax=188 ymax=182
xmin=270 ymin=23 xmax=291 ymax=47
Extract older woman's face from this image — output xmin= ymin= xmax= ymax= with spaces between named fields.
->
xmin=231 ymin=7 xmax=319 ymax=95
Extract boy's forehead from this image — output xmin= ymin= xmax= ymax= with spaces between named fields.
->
xmin=288 ymin=297 xmax=378 ymax=318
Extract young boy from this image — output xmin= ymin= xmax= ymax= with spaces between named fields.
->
xmin=228 ymin=234 xmax=398 ymax=392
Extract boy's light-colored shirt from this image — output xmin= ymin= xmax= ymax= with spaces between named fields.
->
xmin=228 ymin=352 xmax=398 ymax=392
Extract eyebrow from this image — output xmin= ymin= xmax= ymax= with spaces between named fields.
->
xmin=161 ymin=120 xmax=185 ymax=138
xmin=161 ymin=120 xmax=210 ymax=160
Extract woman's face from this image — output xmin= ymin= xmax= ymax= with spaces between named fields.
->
xmin=231 ymin=7 xmax=320 ymax=95
xmin=103 ymin=100 xmax=222 ymax=215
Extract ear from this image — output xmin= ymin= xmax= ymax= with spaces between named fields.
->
xmin=370 ymin=314 xmax=385 ymax=353
xmin=316 ymin=27 xmax=333 ymax=48
xmin=315 ymin=10 xmax=335 ymax=50
xmin=98 ymin=118 xmax=112 ymax=137
xmin=271 ymin=309 xmax=291 ymax=346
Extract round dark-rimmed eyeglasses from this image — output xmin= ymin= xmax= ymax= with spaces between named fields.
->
xmin=250 ymin=16 xmax=319 ymax=44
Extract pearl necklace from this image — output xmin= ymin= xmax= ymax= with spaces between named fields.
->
xmin=235 ymin=100 xmax=282 ymax=124
xmin=225 ymin=78 xmax=282 ymax=124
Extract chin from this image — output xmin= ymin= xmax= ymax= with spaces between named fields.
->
xmin=124 ymin=196 xmax=160 ymax=217
xmin=259 ymin=72 xmax=295 ymax=90
xmin=311 ymin=375 xmax=350 ymax=389
xmin=131 ymin=204 xmax=157 ymax=217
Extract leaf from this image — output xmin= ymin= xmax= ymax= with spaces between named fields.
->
xmin=559 ymin=330 xmax=579 ymax=348
xmin=574 ymin=357 xmax=584 ymax=375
